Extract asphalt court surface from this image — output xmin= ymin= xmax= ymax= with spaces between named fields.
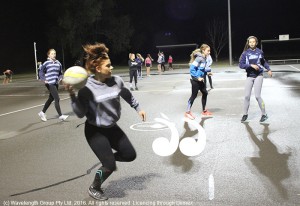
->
xmin=0 ymin=65 xmax=300 ymax=205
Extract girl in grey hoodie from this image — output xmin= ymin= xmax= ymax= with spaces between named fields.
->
xmin=65 ymin=43 xmax=146 ymax=201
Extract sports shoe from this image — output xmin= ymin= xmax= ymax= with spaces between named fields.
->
xmin=38 ymin=111 xmax=47 ymax=122
xmin=241 ymin=114 xmax=248 ymax=123
xmin=202 ymin=110 xmax=213 ymax=116
xmin=59 ymin=115 xmax=69 ymax=121
xmin=130 ymin=87 xmax=134 ymax=91
xmin=260 ymin=114 xmax=268 ymax=123
xmin=135 ymin=86 xmax=139 ymax=90
xmin=185 ymin=111 xmax=195 ymax=120
xmin=88 ymin=185 xmax=108 ymax=201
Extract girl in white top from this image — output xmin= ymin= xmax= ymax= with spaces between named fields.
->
xmin=204 ymin=54 xmax=213 ymax=89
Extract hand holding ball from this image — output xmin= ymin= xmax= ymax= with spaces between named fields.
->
xmin=63 ymin=66 xmax=88 ymax=89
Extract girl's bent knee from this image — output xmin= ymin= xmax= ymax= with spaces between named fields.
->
xmin=124 ymin=152 xmax=136 ymax=162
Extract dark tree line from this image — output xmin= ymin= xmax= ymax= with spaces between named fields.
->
xmin=43 ymin=0 xmax=229 ymax=66
xmin=45 ymin=0 xmax=133 ymax=64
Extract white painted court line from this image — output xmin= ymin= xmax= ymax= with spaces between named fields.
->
xmin=0 ymin=97 xmax=70 ymax=117
xmin=0 ymin=85 xmax=41 ymax=88
xmin=209 ymin=174 xmax=215 ymax=200
xmin=0 ymin=131 xmax=20 ymax=140
xmin=287 ymin=65 xmax=300 ymax=71
xmin=0 ymin=94 xmax=69 ymax=97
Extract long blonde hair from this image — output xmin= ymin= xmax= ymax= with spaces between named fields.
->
xmin=189 ymin=44 xmax=210 ymax=63
xmin=129 ymin=53 xmax=135 ymax=60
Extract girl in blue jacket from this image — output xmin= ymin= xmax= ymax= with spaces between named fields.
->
xmin=239 ymin=36 xmax=272 ymax=123
xmin=185 ymin=44 xmax=213 ymax=120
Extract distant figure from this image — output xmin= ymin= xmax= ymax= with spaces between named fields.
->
xmin=74 ymin=59 xmax=82 ymax=66
xmin=128 ymin=53 xmax=139 ymax=90
xmin=145 ymin=54 xmax=153 ymax=76
xmin=168 ymin=55 xmax=173 ymax=70
xmin=204 ymin=54 xmax=213 ymax=89
xmin=239 ymin=36 xmax=272 ymax=123
xmin=3 ymin=69 xmax=13 ymax=84
xmin=157 ymin=52 xmax=162 ymax=73
xmin=161 ymin=52 xmax=166 ymax=72
xmin=136 ymin=53 xmax=144 ymax=79
xmin=37 ymin=62 xmax=42 ymax=79
xmin=38 ymin=49 xmax=69 ymax=122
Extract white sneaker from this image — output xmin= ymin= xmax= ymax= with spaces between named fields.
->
xmin=38 ymin=111 xmax=47 ymax=122
xmin=59 ymin=115 xmax=69 ymax=121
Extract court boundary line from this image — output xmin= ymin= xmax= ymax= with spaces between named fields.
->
xmin=0 ymin=97 xmax=70 ymax=117
xmin=287 ymin=65 xmax=300 ymax=71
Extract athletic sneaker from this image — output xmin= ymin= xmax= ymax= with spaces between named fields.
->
xmin=260 ymin=114 xmax=268 ymax=123
xmin=59 ymin=115 xmax=69 ymax=121
xmin=135 ymin=86 xmax=139 ymax=90
xmin=38 ymin=111 xmax=47 ymax=122
xmin=241 ymin=114 xmax=248 ymax=123
xmin=202 ymin=110 xmax=213 ymax=117
xmin=88 ymin=185 xmax=108 ymax=201
xmin=130 ymin=87 xmax=134 ymax=91
xmin=185 ymin=111 xmax=195 ymax=120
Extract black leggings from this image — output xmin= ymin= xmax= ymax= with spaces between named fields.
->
xmin=137 ymin=66 xmax=142 ymax=77
xmin=85 ymin=123 xmax=136 ymax=171
xmin=42 ymin=84 xmax=62 ymax=116
xmin=187 ymin=79 xmax=208 ymax=111
xmin=129 ymin=69 xmax=138 ymax=85
xmin=204 ymin=74 xmax=213 ymax=88
xmin=85 ymin=123 xmax=136 ymax=188
xmin=161 ymin=63 xmax=165 ymax=72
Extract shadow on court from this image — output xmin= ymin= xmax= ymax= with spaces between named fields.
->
xmin=244 ymin=123 xmax=292 ymax=199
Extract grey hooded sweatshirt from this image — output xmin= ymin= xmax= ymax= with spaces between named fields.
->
xmin=70 ymin=75 xmax=141 ymax=128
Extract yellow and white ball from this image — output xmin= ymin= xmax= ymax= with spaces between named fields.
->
xmin=63 ymin=66 xmax=88 ymax=89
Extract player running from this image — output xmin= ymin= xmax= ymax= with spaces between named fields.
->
xmin=64 ymin=43 xmax=146 ymax=201
xmin=185 ymin=44 xmax=213 ymax=120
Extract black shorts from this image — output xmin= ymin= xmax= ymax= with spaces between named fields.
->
xmin=5 ymin=74 xmax=11 ymax=78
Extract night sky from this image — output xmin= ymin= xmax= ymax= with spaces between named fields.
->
xmin=1 ymin=0 xmax=300 ymax=73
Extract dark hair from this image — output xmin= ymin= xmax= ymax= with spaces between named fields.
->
xmin=83 ymin=42 xmax=109 ymax=74
xmin=74 ymin=60 xmax=82 ymax=66
xmin=239 ymin=36 xmax=259 ymax=62
xmin=243 ymin=36 xmax=258 ymax=52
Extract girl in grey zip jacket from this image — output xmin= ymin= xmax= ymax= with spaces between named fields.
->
xmin=70 ymin=75 xmax=141 ymax=127
xmin=65 ymin=43 xmax=146 ymax=201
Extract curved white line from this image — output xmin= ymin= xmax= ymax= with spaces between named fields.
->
xmin=129 ymin=121 xmax=169 ymax=131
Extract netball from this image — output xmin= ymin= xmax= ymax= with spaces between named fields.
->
xmin=63 ymin=66 xmax=88 ymax=89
